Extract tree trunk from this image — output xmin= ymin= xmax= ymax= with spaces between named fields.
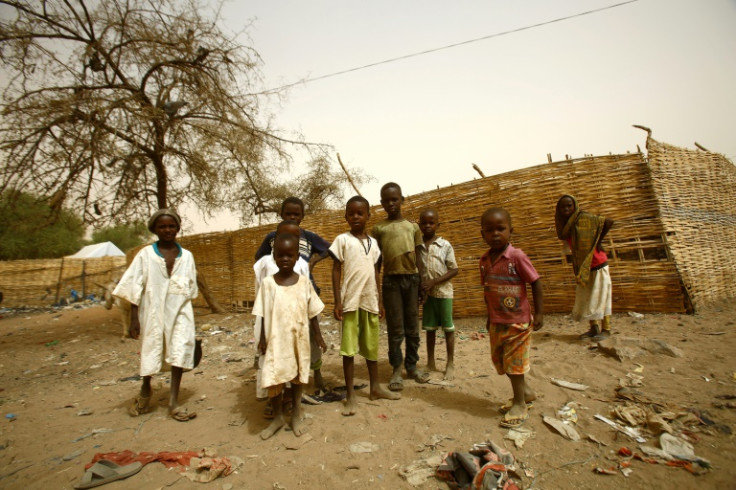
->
xmin=196 ymin=271 xmax=226 ymax=313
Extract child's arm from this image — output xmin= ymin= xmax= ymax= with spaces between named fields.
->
xmin=331 ymin=259 xmax=343 ymax=320
xmin=375 ymin=263 xmax=384 ymax=319
xmin=129 ymin=304 xmax=140 ymax=339
xmin=530 ymin=279 xmax=544 ymax=331
xmin=258 ymin=321 xmax=267 ymax=355
xmin=596 ymin=218 xmax=614 ymax=252
xmin=309 ymin=315 xmax=327 ymax=352
xmin=415 ymin=245 xmax=426 ymax=303
xmin=554 ymin=214 xmax=568 ymax=240
xmin=421 ymin=267 xmax=459 ymax=294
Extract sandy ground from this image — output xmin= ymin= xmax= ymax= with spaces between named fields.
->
xmin=0 ymin=301 xmax=735 ymax=490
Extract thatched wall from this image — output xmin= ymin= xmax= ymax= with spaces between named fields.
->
xmin=647 ymin=137 xmax=736 ymax=309
xmin=0 ymin=256 xmax=127 ymax=307
xmin=180 ymin=143 xmax=698 ymax=316
xmin=4 ymin=137 xmax=732 ymax=315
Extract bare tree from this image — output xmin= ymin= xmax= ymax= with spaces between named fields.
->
xmin=0 ymin=0 xmax=314 ymax=225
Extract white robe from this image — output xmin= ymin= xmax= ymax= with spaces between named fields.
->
xmin=252 ymin=275 xmax=323 ymax=387
xmin=252 ymin=255 xmax=310 ymax=398
xmin=113 ymin=245 xmax=198 ymax=376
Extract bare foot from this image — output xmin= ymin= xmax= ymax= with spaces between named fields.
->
xmin=260 ymin=414 xmax=285 ymax=440
xmin=290 ymin=414 xmax=306 ymax=436
xmin=370 ymin=385 xmax=401 ymax=401
xmin=444 ymin=364 xmax=455 ymax=381
xmin=427 ymin=361 xmax=438 ymax=372
xmin=342 ymin=397 xmax=358 ymax=416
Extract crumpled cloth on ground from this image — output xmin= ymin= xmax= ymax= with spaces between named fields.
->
xmin=436 ymin=441 xmax=522 ymax=490
xmin=84 ymin=448 xmax=239 ymax=482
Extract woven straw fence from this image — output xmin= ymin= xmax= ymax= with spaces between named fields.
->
xmin=0 ymin=256 xmax=127 ymax=307
xmin=646 ymin=137 xmax=736 ymax=310
xmin=177 ymin=146 xmax=701 ymax=316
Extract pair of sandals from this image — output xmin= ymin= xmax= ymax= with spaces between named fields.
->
xmin=579 ymin=326 xmax=611 ymax=342
xmin=388 ymin=369 xmax=430 ymax=391
xmin=129 ymin=394 xmax=196 ymax=421
xmin=498 ymin=399 xmax=534 ymax=428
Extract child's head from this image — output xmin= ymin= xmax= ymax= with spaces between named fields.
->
xmin=481 ymin=207 xmax=512 ymax=252
xmin=380 ymin=182 xmax=403 ymax=220
xmin=345 ymin=196 xmax=370 ymax=234
xmin=280 ymin=197 xmax=305 ymax=224
xmin=147 ymin=209 xmax=181 ymax=241
xmin=556 ymin=195 xmax=577 ymax=220
xmin=273 ymin=232 xmax=299 ymax=274
xmin=419 ymin=208 xmax=439 ymax=240
xmin=276 ymin=219 xmax=301 ymax=240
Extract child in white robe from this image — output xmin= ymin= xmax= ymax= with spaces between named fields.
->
xmin=253 ymin=232 xmax=326 ymax=439
xmin=114 ymin=209 xmax=199 ymax=422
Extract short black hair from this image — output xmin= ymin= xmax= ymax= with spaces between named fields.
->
xmin=274 ymin=232 xmax=299 ymax=251
xmin=346 ymin=195 xmax=370 ymax=212
xmin=481 ymin=207 xmax=512 ymax=227
xmin=280 ymin=196 xmax=305 ymax=215
xmin=420 ymin=208 xmax=438 ymax=220
xmin=380 ymin=182 xmax=402 ymax=196
xmin=276 ymin=219 xmax=300 ymax=235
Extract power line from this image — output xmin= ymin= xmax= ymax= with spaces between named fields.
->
xmin=264 ymin=0 xmax=639 ymax=93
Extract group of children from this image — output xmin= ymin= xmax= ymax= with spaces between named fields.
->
xmin=114 ymin=188 xmax=614 ymax=437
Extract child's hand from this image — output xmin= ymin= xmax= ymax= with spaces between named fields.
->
xmin=532 ymin=314 xmax=544 ymax=331
xmin=418 ymin=290 xmax=427 ymax=306
xmin=129 ymin=316 xmax=141 ymax=340
xmin=316 ymin=332 xmax=327 ymax=353
xmin=485 ymin=318 xmax=491 ymax=333
xmin=333 ymin=304 xmax=343 ymax=321
xmin=379 ymin=304 xmax=385 ymax=320
xmin=258 ymin=336 xmax=267 ymax=355
xmin=421 ymin=279 xmax=434 ymax=293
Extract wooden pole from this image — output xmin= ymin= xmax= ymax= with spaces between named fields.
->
xmin=472 ymin=163 xmax=486 ymax=178
xmin=336 ymin=153 xmax=362 ymax=196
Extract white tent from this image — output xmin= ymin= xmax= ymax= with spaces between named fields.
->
xmin=66 ymin=241 xmax=125 ymax=258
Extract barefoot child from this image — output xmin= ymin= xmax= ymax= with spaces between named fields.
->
xmin=479 ymin=208 xmax=544 ymax=428
xmin=417 ymin=209 xmax=459 ymax=380
xmin=255 ymin=197 xmax=331 ymax=392
xmin=372 ymin=182 xmax=429 ymax=391
xmin=253 ymin=232 xmax=326 ymax=439
xmin=330 ymin=196 xmax=401 ymax=416
xmin=252 ymin=220 xmax=310 ymax=413
xmin=555 ymin=195 xmax=614 ymax=341
xmin=114 ymin=209 xmax=199 ymax=421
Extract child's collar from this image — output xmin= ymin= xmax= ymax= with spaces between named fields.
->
xmin=153 ymin=241 xmax=182 ymax=258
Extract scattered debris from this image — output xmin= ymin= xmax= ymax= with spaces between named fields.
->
xmin=557 ymin=402 xmax=578 ymax=424
xmin=350 ymin=442 xmax=379 ymax=454
xmin=587 ymin=434 xmax=608 ymax=446
xmin=76 ymin=409 xmax=93 ymax=416
xmin=399 ymin=454 xmax=443 ymax=486
xmin=504 ymin=427 xmax=535 ymax=448
xmin=550 ymin=378 xmax=588 ymax=391
xmin=72 ymin=428 xmax=113 ymax=443
xmin=597 ymin=337 xmax=683 ymax=361
xmin=594 ymin=414 xmax=646 ymax=443
xmin=436 ymin=440 xmax=525 ymax=489
xmin=543 ymin=415 xmax=580 ymax=441
xmin=627 ymin=312 xmax=644 ymax=319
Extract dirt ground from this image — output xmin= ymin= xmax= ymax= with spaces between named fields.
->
xmin=0 ymin=301 xmax=735 ymax=490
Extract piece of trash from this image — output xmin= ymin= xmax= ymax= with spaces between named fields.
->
xmin=594 ymin=414 xmax=646 ymax=443
xmin=627 ymin=312 xmax=644 ymax=319
xmin=62 ymin=449 xmax=84 ymax=461
xmin=633 ymin=363 xmax=644 ymax=373
xmin=550 ymin=378 xmax=588 ymax=391
xmin=543 ymin=415 xmax=580 ymax=441
xmin=702 ymin=331 xmax=726 ymax=335
xmin=284 ymin=433 xmax=313 ymax=450
xmin=350 ymin=442 xmax=379 ymax=453
xmin=557 ymin=402 xmax=578 ymax=424
xmin=593 ymin=466 xmax=617 ymax=475
xmin=612 ymin=404 xmax=647 ymax=426
xmin=72 ymin=428 xmax=113 ymax=443
xmin=400 ymin=454 xmax=443 ymax=486
xmin=701 ymin=375 xmax=710 ymax=382
xmin=377 ymin=414 xmax=387 ymax=421
xmin=5 ymin=413 xmax=16 ymax=421
xmin=45 ymin=340 xmax=59 ymax=347
xmin=587 ymin=434 xmax=608 ymax=446
xmin=620 ymin=467 xmax=633 ymax=477
xmin=77 ymin=409 xmax=93 ymax=416
xmin=201 ymin=323 xmax=212 ymax=331
xmin=618 ymin=447 xmax=633 ymax=456
xmin=216 ymin=375 xmax=228 ymax=381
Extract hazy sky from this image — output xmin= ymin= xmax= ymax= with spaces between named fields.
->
xmin=184 ymin=1 xmax=736 ymax=232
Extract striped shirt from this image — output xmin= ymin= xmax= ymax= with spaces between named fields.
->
xmin=418 ymin=237 xmax=458 ymax=298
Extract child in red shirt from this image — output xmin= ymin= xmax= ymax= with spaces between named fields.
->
xmin=479 ymin=208 xmax=544 ymax=428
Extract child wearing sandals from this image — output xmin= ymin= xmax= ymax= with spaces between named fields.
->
xmin=479 ymin=208 xmax=544 ymax=428
xmin=253 ymin=232 xmax=327 ymax=439
xmin=253 ymin=220 xmax=311 ymax=418
xmin=114 ymin=209 xmax=199 ymax=422
xmin=330 ymin=196 xmax=401 ymax=416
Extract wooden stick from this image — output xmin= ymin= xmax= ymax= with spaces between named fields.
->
xmin=472 ymin=163 xmax=485 ymax=178
xmin=336 ymin=153 xmax=362 ymax=196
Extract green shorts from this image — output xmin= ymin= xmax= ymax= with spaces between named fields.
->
xmin=340 ymin=309 xmax=379 ymax=361
xmin=422 ymin=296 xmax=455 ymax=332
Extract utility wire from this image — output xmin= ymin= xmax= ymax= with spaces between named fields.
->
xmin=264 ymin=0 xmax=639 ymax=93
